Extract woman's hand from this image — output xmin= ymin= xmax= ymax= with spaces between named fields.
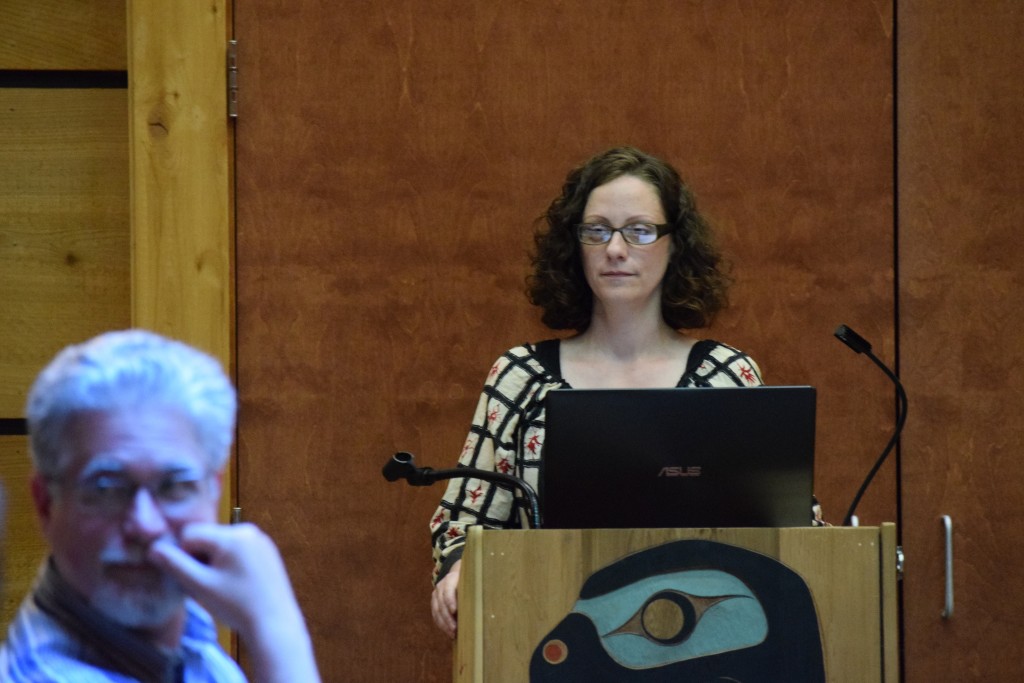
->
xmin=430 ymin=559 xmax=461 ymax=639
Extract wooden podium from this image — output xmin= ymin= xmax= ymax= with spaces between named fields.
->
xmin=455 ymin=524 xmax=898 ymax=682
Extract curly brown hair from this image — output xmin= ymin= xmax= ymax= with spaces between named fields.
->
xmin=527 ymin=146 xmax=731 ymax=331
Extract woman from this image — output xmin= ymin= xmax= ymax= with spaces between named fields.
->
xmin=428 ymin=146 xmax=765 ymax=638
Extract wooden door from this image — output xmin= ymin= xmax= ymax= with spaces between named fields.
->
xmin=897 ymin=1 xmax=1024 ymax=680
xmin=233 ymin=2 xmax=894 ymax=679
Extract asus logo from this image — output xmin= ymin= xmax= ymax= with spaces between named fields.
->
xmin=658 ymin=466 xmax=702 ymax=477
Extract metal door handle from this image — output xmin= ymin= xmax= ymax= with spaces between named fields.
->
xmin=942 ymin=515 xmax=953 ymax=619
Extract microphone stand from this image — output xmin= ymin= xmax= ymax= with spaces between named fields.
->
xmin=382 ymin=451 xmax=542 ymax=529
xmin=834 ymin=324 xmax=908 ymax=526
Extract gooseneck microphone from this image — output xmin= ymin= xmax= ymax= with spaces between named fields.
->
xmin=382 ymin=451 xmax=542 ymax=529
xmin=834 ymin=324 xmax=908 ymax=526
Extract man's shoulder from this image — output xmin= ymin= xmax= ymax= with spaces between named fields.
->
xmin=1 ymin=597 xmax=247 ymax=683
xmin=0 ymin=598 xmax=113 ymax=682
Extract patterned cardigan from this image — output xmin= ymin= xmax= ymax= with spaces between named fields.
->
xmin=429 ymin=339 xmax=764 ymax=581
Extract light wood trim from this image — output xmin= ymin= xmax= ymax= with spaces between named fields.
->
xmin=880 ymin=523 xmax=899 ymax=683
xmin=127 ymin=0 xmax=233 ymax=652
xmin=126 ymin=0 xmax=233 ymax=500
xmin=127 ymin=0 xmax=233 ymax=368
xmin=456 ymin=536 xmax=485 ymax=682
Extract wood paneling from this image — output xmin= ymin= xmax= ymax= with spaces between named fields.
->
xmin=0 ymin=86 xmax=129 ymax=629
xmin=0 ymin=437 xmax=45 ymax=625
xmin=1 ymin=0 xmax=131 ymax=637
xmin=897 ymin=1 xmax=1024 ymax=680
xmin=0 ymin=0 xmax=126 ymax=70
xmin=0 ymin=88 xmax=130 ymax=415
xmin=235 ymin=2 xmax=893 ymax=679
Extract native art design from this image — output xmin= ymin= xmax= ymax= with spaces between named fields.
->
xmin=530 ymin=540 xmax=825 ymax=682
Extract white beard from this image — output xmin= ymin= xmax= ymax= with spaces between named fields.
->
xmin=91 ymin=566 xmax=185 ymax=628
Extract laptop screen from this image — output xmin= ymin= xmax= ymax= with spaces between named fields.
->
xmin=540 ymin=386 xmax=816 ymax=529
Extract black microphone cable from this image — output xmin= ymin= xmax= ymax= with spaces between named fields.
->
xmin=834 ymin=324 xmax=908 ymax=526
xmin=383 ymin=450 xmax=542 ymax=529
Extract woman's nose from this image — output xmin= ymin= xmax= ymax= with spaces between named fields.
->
xmin=605 ymin=230 xmax=629 ymax=257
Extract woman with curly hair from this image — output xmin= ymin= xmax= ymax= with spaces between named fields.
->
xmin=428 ymin=146 xmax=764 ymax=638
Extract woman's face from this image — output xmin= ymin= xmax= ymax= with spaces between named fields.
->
xmin=579 ymin=174 xmax=671 ymax=313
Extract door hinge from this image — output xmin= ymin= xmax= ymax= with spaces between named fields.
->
xmin=227 ymin=39 xmax=238 ymax=119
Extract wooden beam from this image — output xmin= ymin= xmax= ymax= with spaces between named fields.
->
xmin=127 ymin=0 xmax=233 ymax=368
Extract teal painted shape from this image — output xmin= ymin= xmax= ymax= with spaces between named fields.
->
xmin=573 ymin=569 xmax=768 ymax=667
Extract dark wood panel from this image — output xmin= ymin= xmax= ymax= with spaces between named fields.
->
xmin=898 ymin=1 xmax=1024 ymax=680
xmin=235 ymin=2 xmax=893 ymax=679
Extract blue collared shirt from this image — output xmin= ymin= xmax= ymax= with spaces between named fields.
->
xmin=0 ymin=594 xmax=247 ymax=682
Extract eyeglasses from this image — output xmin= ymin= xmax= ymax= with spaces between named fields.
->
xmin=52 ymin=470 xmax=214 ymax=518
xmin=576 ymin=223 xmax=672 ymax=246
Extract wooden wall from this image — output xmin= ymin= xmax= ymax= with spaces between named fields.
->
xmin=233 ymin=3 xmax=893 ymax=680
xmin=0 ymin=0 xmax=128 ymax=628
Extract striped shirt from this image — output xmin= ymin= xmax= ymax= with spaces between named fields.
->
xmin=0 ymin=563 xmax=246 ymax=683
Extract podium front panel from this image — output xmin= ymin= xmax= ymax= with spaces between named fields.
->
xmin=456 ymin=525 xmax=898 ymax=683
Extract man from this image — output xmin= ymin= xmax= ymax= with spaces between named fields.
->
xmin=0 ymin=330 xmax=320 ymax=682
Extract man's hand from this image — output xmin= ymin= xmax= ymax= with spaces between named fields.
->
xmin=430 ymin=559 xmax=461 ymax=639
xmin=149 ymin=522 xmax=320 ymax=683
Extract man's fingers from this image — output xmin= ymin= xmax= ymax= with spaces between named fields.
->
xmin=149 ymin=538 xmax=215 ymax=591
xmin=173 ymin=521 xmax=240 ymax=558
xmin=149 ymin=537 xmax=198 ymax=572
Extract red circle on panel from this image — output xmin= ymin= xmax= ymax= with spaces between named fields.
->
xmin=542 ymin=639 xmax=568 ymax=665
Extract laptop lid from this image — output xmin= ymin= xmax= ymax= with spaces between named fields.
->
xmin=540 ymin=386 xmax=816 ymax=529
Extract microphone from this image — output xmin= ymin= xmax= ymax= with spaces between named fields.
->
xmin=834 ymin=324 xmax=908 ymax=526
xmin=382 ymin=450 xmax=429 ymax=484
xmin=382 ymin=451 xmax=542 ymax=529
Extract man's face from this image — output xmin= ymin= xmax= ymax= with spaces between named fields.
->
xmin=33 ymin=404 xmax=221 ymax=630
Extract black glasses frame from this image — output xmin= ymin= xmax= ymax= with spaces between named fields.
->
xmin=576 ymin=222 xmax=673 ymax=246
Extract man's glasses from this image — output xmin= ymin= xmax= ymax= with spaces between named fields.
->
xmin=52 ymin=470 xmax=213 ymax=518
xmin=576 ymin=223 xmax=672 ymax=246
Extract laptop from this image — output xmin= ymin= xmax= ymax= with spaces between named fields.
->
xmin=540 ymin=386 xmax=816 ymax=529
